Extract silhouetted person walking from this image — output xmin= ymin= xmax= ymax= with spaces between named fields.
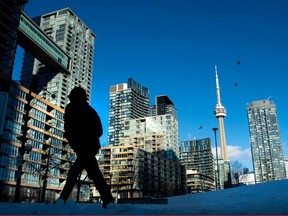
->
xmin=56 ymin=87 xmax=113 ymax=208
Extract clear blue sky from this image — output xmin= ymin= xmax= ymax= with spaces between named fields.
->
xmin=13 ymin=0 xmax=288 ymax=170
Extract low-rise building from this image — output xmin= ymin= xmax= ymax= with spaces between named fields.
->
xmin=94 ymin=145 xmax=186 ymax=201
xmin=180 ymin=138 xmax=215 ymax=193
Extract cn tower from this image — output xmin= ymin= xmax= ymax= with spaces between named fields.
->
xmin=214 ymin=65 xmax=229 ymax=160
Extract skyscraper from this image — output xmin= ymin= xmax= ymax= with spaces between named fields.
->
xmin=247 ymin=99 xmax=286 ymax=183
xmin=108 ymin=78 xmax=149 ymax=146
xmin=20 ymin=8 xmax=95 ymax=108
xmin=150 ymin=95 xmax=179 ymax=160
xmin=108 ymin=80 xmax=180 ymax=160
xmin=0 ymin=6 xmax=95 ymax=202
xmin=105 ymin=83 xmax=184 ymax=198
xmin=121 ymin=111 xmax=179 ymax=161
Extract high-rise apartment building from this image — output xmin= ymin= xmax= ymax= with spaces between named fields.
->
xmin=150 ymin=95 xmax=179 ymax=160
xmin=180 ymin=138 xmax=215 ymax=193
xmin=247 ymin=99 xmax=286 ymax=183
xmin=120 ymin=113 xmax=179 ymax=161
xmin=20 ymin=8 xmax=95 ymax=109
xmin=108 ymin=78 xmax=149 ymax=146
xmin=0 ymin=6 xmax=95 ymax=202
xmin=105 ymin=79 xmax=184 ymax=197
xmin=109 ymin=82 xmax=180 ymax=160
xmin=120 ymin=116 xmax=166 ymax=151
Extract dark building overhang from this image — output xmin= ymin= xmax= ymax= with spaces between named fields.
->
xmin=17 ymin=12 xmax=70 ymax=74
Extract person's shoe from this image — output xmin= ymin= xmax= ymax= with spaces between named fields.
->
xmin=53 ymin=198 xmax=65 ymax=205
xmin=102 ymin=197 xmax=114 ymax=208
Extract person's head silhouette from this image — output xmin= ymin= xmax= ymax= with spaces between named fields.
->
xmin=68 ymin=87 xmax=87 ymax=103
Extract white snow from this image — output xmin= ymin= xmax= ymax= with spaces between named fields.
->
xmin=1 ymin=179 xmax=287 ymax=215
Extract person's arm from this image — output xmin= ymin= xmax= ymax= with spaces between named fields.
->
xmin=89 ymin=106 xmax=103 ymax=138
xmin=64 ymin=105 xmax=72 ymax=140
xmin=94 ymin=111 xmax=103 ymax=138
xmin=64 ymin=104 xmax=80 ymax=152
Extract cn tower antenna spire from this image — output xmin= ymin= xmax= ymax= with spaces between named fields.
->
xmin=213 ymin=64 xmax=229 ymax=161
xmin=215 ymin=64 xmax=222 ymax=107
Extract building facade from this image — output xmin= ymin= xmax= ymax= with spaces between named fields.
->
xmin=239 ymin=172 xmax=255 ymax=185
xmin=216 ymin=159 xmax=231 ymax=189
xmin=20 ymin=8 xmax=95 ymax=109
xmin=120 ymin=117 xmax=166 ymax=153
xmin=120 ymin=114 xmax=179 ymax=161
xmin=109 ymin=88 xmax=180 ymax=161
xmin=247 ymin=99 xmax=286 ymax=183
xmin=108 ymin=78 xmax=150 ymax=146
xmin=0 ymin=5 xmax=96 ymax=202
xmin=150 ymin=95 xmax=179 ymax=160
xmin=0 ymin=81 xmax=88 ymax=202
xmin=105 ymin=80 xmax=184 ymax=198
xmin=0 ymin=0 xmax=27 ymax=80
xmin=150 ymin=95 xmax=177 ymax=117
xmin=180 ymin=138 xmax=215 ymax=193
xmin=95 ymin=145 xmax=186 ymax=201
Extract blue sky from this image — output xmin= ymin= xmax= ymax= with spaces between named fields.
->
xmin=13 ymin=0 xmax=288 ymax=170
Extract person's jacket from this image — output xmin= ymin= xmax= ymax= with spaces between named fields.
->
xmin=64 ymin=101 xmax=103 ymax=156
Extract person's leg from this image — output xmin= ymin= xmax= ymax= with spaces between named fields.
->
xmin=84 ymin=156 xmax=113 ymax=207
xmin=59 ymin=158 xmax=84 ymax=202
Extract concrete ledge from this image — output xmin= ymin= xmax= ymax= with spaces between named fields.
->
xmin=117 ymin=197 xmax=168 ymax=204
